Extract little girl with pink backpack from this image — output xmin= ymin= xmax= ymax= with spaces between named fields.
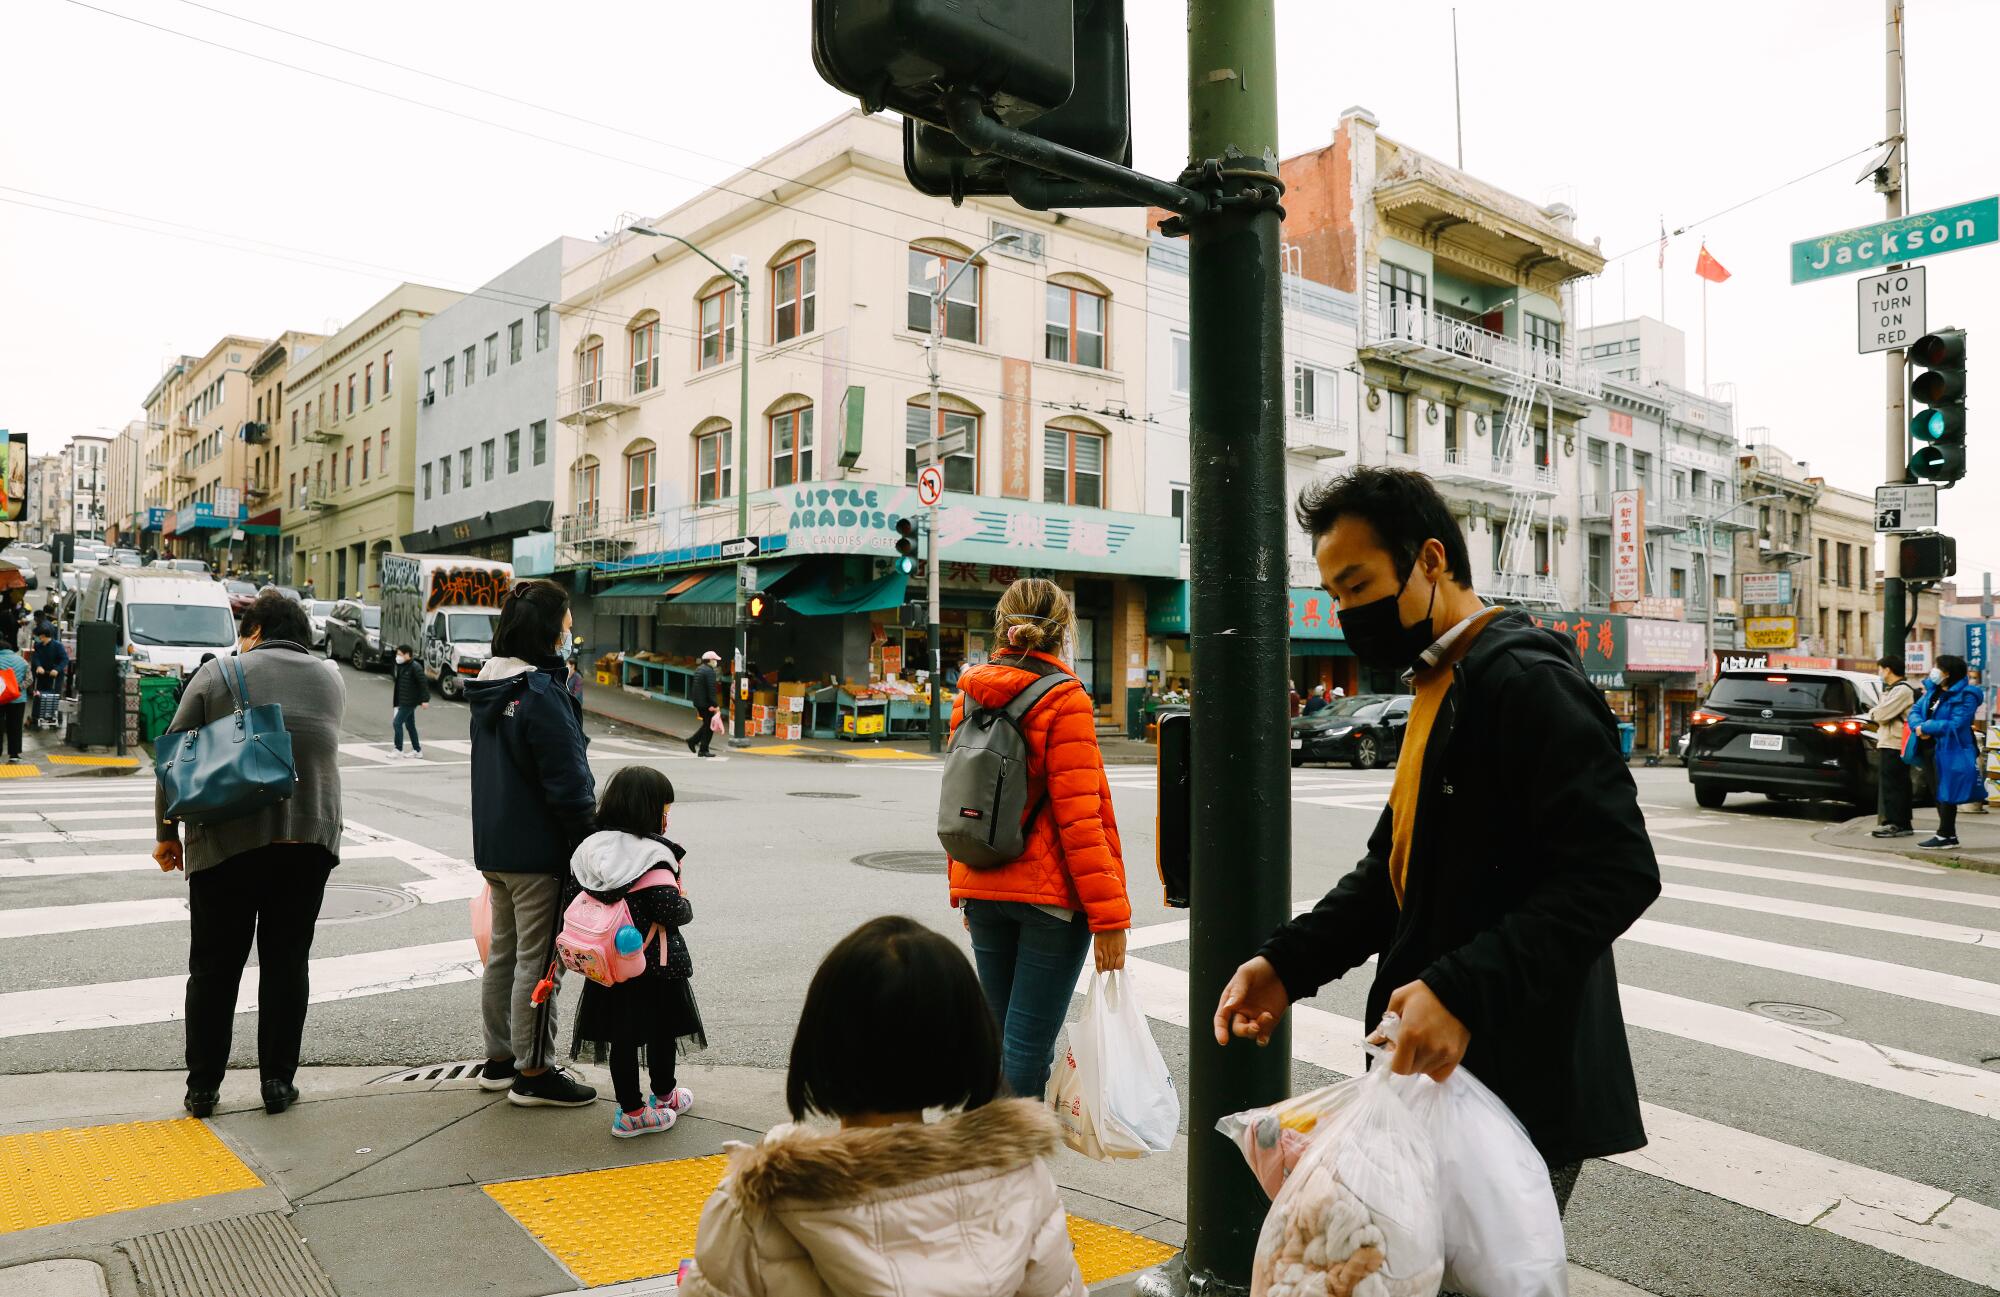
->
xmin=560 ymin=765 xmax=706 ymax=1138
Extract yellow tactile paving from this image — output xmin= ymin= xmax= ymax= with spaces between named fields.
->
xmin=0 ymin=1118 xmax=263 ymax=1234
xmin=844 ymin=747 xmax=930 ymax=760
xmin=0 ymin=764 xmax=39 ymax=778
xmin=485 ymin=1154 xmax=1178 ymax=1288
xmin=738 ymin=744 xmax=816 ymax=757
xmin=46 ymin=753 xmax=139 ymax=768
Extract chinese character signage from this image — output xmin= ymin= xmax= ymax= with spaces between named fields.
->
xmin=1289 ymin=587 xmax=1341 ymax=640
xmin=1739 ymin=571 xmax=1792 ymax=605
xmin=1627 ymin=618 xmax=1708 ymax=672
xmin=1000 ymin=358 xmax=1032 ymax=500
xmin=1905 ymin=640 xmax=1933 ymax=675
xmin=1744 ymin=616 xmax=1797 ymax=649
xmin=1611 ymin=490 xmax=1644 ymax=601
xmin=1523 ymin=610 xmax=1626 ymax=685
xmin=1968 ymin=622 xmax=1988 ymax=673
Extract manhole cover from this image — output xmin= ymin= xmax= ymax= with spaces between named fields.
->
xmin=319 ymin=884 xmax=417 ymax=924
xmin=1750 ymin=1001 xmax=1844 ymax=1027
xmin=791 ymin=791 xmax=859 ymax=799
xmin=852 ymin=850 xmax=948 ymax=874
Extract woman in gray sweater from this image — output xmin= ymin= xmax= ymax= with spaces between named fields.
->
xmin=154 ymin=590 xmax=345 ymax=1119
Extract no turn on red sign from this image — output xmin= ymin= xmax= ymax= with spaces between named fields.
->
xmin=1857 ymin=266 xmax=1926 ymax=354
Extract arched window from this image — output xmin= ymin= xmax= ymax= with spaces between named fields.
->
xmin=576 ymin=336 xmax=604 ymax=403
xmin=1043 ymin=416 xmax=1108 ymax=508
xmin=906 ymin=395 xmax=983 ymax=494
xmin=692 ymin=418 xmax=733 ymax=504
xmin=696 ymin=277 xmax=736 ymax=371
xmin=628 ymin=312 xmax=661 ymax=394
xmin=765 ymin=395 xmax=814 ymax=488
xmin=571 ymin=454 xmax=601 ymax=522
xmin=906 ymin=239 xmax=980 ymax=343
xmin=1044 ymin=273 xmax=1109 ymax=369
xmin=624 ymin=438 xmax=658 ymax=516
xmin=770 ymin=243 xmax=816 ymax=344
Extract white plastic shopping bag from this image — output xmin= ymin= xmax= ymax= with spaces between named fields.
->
xmin=1046 ymin=970 xmax=1179 ymax=1160
xmin=1390 ymin=1069 xmax=1567 ymax=1297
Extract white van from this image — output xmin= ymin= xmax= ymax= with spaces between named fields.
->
xmin=83 ymin=565 xmax=238 ymax=676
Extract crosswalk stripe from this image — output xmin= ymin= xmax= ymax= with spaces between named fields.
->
xmin=1658 ymin=855 xmax=2000 ymax=911
xmin=427 ymin=739 xmax=474 ymax=755
xmin=0 ymin=792 xmax=156 ymax=806
xmin=1625 ymin=918 xmax=2000 ymax=1017
xmin=1658 ymin=880 xmax=2000 ymax=946
xmin=0 ymin=939 xmax=481 ymax=1038
xmin=1654 ymin=832 xmax=1952 ymax=874
xmin=1117 ymin=954 xmax=2000 ymax=1290
xmin=0 ymin=807 xmax=154 ymax=823
xmin=0 ymin=898 xmax=190 ymax=940
xmin=0 ymin=853 xmax=160 ymax=880
xmin=0 ymin=826 xmax=157 ymax=844
xmin=338 ymin=742 xmax=402 ymax=765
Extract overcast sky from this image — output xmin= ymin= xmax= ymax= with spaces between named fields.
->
xmin=3 ymin=0 xmax=1994 ymax=591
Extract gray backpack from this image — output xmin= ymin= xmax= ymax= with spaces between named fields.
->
xmin=938 ymin=672 xmax=1074 ymax=868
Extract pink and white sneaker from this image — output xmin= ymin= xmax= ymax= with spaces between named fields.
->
xmin=612 ymin=1105 xmax=675 ymax=1138
xmin=650 ymin=1087 xmax=694 ymax=1117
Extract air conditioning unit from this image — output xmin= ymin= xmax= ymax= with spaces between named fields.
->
xmin=421 ymin=390 xmax=436 ymax=407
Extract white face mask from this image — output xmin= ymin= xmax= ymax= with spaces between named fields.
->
xmin=1929 ymin=668 xmax=1945 ymax=684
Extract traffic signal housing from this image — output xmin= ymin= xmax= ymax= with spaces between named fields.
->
xmin=812 ymin=0 xmax=1075 ymax=131
xmin=894 ymin=516 xmax=921 ymax=575
xmin=899 ymin=600 xmax=927 ymax=630
xmin=1898 ymin=532 xmax=1957 ymax=582
xmin=745 ymin=592 xmax=783 ymax=624
xmin=1908 ymin=328 xmax=1966 ymax=483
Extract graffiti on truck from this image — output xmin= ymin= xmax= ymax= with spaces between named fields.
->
xmin=425 ymin=567 xmax=511 ymax=613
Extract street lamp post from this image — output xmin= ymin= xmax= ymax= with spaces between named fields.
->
xmin=925 ymin=232 xmax=1020 ymax=752
xmin=1691 ymin=491 xmax=1781 ymax=665
xmin=627 ymin=224 xmax=753 ymax=744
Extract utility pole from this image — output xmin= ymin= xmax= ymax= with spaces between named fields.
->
xmin=1183 ymin=0 xmax=1290 ymax=1288
xmin=1882 ymin=0 xmax=1909 ymax=659
xmin=734 ymin=255 xmax=752 ymax=745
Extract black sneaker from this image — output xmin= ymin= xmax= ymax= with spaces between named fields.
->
xmin=479 ymin=1057 xmax=517 ymax=1091
xmin=1871 ymin=826 xmax=1914 ymax=838
xmin=508 ymin=1066 xmax=597 ymax=1108
xmin=184 ymin=1089 xmax=219 ymax=1119
xmin=1917 ymin=835 xmax=1960 ymax=849
xmin=261 ymin=1079 xmax=300 ymax=1115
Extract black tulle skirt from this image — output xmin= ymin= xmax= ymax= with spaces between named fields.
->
xmin=568 ymin=975 xmax=707 ymax=1063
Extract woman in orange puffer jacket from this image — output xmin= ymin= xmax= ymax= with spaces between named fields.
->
xmin=948 ymin=577 xmax=1132 ymax=1101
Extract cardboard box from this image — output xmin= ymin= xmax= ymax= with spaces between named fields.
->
xmin=781 ymin=722 xmax=803 ymax=741
xmin=777 ymin=680 xmax=808 ymax=699
xmin=759 ymin=716 xmax=776 ymax=735
xmin=753 ymin=690 xmax=778 ymax=707
xmin=856 ymin=713 xmax=886 ymax=737
xmin=751 ymin=704 xmax=770 ymax=724
xmin=785 ymin=695 xmax=804 ymax=713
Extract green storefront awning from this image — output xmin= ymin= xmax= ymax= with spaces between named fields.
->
xmin=597 ymin=576 xmax=680 ymax=617
xmin=783 ymin=567 xmax=910 ymax=617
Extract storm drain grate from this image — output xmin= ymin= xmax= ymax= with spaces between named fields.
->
xmin=368 ymin=1059 xmax=493 ymax=1086
xmin=1750 ymin=1001 xmax=1844 ymax=1027
xmin=317 ymin=884 xmax=417 ymax=924
xmin=852 ymin=850 xmax=948 ymax=874
xmin=127 ymin=1210 xmax=337 ymax=1297
xmin=790 ymin=791 xmax=859 ymax=799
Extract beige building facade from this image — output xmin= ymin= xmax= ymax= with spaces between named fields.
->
xmin=245 ymin=331 xmax=328 ymax=577
xmin=160 ymin=336 xmax=268 ymax=563
xmin=281 ymin=285 xmax=458 ymax=600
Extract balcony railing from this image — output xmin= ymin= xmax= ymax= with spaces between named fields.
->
xmin=1367 ymin=301 xmax=1603 ymax=398
xmin=1283 ymin=415 xmax=1349 ymax=460
xmin=557 ymin=493 xmax=791 ymax=571
xmin=303 ymin=419 xmax=342 ymax=445
xmin=1425 ymin=448 xmax=1557 ymax=496
xmin=559 ymin=373 xmax=637 ymax=426
xmin=1492 ymin=572 xmax=1562 ymax=607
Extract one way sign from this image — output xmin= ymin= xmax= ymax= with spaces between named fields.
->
xmin=719 ymin=535 xmax=760 ymax=559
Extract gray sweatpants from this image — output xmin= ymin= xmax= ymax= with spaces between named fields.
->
xmin=481 ymin=872 xmax=563 ymax=1069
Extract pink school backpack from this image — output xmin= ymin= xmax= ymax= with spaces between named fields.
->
xmin=554 ymin=867 xmax=681 ymax=987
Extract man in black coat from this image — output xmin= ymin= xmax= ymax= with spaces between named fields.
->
xmin=389 ymin=644 xmax=429 ymax=759
xmin=1215 ymin=466 xmax=1660 ymax=1213
xmin=687 ymin=649 xmax=721 ymax=758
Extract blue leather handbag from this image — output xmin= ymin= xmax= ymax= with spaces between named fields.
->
xmin=156 ymin=655 xmax=298 ymax=827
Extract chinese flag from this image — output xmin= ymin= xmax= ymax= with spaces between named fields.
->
xmin=1694 ymin=244 xmax=1731 ymax=283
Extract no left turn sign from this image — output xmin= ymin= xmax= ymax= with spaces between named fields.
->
xmin=917 ymin=464 xmax=944 ymax=506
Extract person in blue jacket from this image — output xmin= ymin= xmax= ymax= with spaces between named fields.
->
xmin=466 ymin=580 xmax=599 ymax=1108
xmin=1908 ymin=653 xmax=1986 ymax=849
xmin=30 ymin=626 xmax=68 ymax=695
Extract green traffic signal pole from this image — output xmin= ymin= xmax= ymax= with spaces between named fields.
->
xmin=1180 ymin=1 xmax=1291 ymax=1289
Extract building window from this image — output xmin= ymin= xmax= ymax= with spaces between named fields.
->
xmin=772 ymin=251 xmax=816 ymax=343
xmin=485 ymin=334 xmax=498 ymax=377
xmin=422 ymin=368 xmax=434 ymax=403
xmin=696 ymin=428 xmax=733 ymax=504
xmin=629 ymin=315 xmax=660 ymax=394
xmin=1670 ymin=568 xmax=1687 ymax=600
xmin=1386 ymin=391 xmax=1409 ymax=454
xmin=1043 ymin=425 xmax=1105 ymax=507
xmin=1535 ymin=527 xmax=1552 ymax=576
xmin=1172 ymin=333 xmax=1191 ymax=395
xmin=574 ymin=457 xmax=599 ymax=519
xmin=905 ymin=404 xmax=979 ymax=493
xmin=361 ymin=439 xmax=371 ymax=481
xmin=698 ymin=287 xmax=736 ymax=370
xmin=344 ymin=446 xmax=353 ymax=486
xmin=482 ymin=438 xmax=496 ymax=482
xmin=1818 ymin=538 xmax=1829 ymax=582
xmin=1524 ymin=313 xmax=1562 ymax=356
xmin=460 ymin=448 xmax=472 ymax=489
xmin=290 ymin=410 xmax=299 ymax=443
xmin=535 ymin=307 xmax=551 ymax=351
xmin=577 ymin=341 xmax=603 ymax=403
xmin=625 ymin=442 xmax=656 ymax=515
xmin=1381 ymin=263 xmax=1428 ymax=320
xmin=364 ymin=363 xmax=374 ymax=405
xmin=1837 ymin=543 xmax=1852 ymax=588
xmin=383 ymin=351 xmax=393 ymax=394
xmin=443 ymin=358 xmax=455 ymax=395
xmin=1588 ymin=533 xmax=1610 ymax=601
xmin=346 ymin=375 xmax=356 ymax=415
xmin=907 ymin=247 xmax=980 ymax=343
xmin=1044 ymin=283 xmax=1106 ymax=367
xmin=1292 ymin=364 xmax=1319 ymax=420
xmin=1860 ymin=611 xmax=1871 ymax=647
xmin=506 ymin=428 xmax=520 ymax=474
xmin=531 ymin=420 xmax=547 ymax=466
xmin=508 ymin=321 xmax=523 ymax=364
xmin=422 ymin=464 xmax=432 ymax=499
xmin=1533 ymin=423 xmax=1551 ymax=468
xmin=439 ymin=456 xmax=451 ymax=495
xmin=1170 ymin=484 xmax=1189 ymax=542
xmin=463 ymin=345 xmax=476 ymax=387
xmin=770 ymin=407 xmax=814 ymax=487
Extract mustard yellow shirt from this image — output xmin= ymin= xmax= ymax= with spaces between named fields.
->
xmin=1386 ymin=606 xmax=1503 ymax=907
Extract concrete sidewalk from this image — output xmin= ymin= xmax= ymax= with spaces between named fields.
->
xmin=1815 ymin=802 xmax=2000 ymax=873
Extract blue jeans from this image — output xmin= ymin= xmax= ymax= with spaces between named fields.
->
xmin=392 ymin=705 xmax=420 ymax=753
xmin=963 ymin=899 xmax=1093 ymax=1101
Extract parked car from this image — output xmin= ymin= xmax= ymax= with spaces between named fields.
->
xmin=1290 ymin=693 xmax=1412 ymax=769
xmin=304 ymin=598 xmax=335 ymax=648
xmin=222 ymin=579 xmax=260 ymax=617
xmin=1685 ymin=668 xmax=1883 ymax=810
xmin=108 ymin=549 xmax=143 ymax=566
xmin=325 ymin=599 xmax=386 ymax=669
xmin=80 ymin=565 xmax=238 ymax=676
xmin=149 ymin=558 xmax=211 ymax=576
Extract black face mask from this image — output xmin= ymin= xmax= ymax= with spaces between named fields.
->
xmin=1336 ymin=562 xmax=1438 ymax=672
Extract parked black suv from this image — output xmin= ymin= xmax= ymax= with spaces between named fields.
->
xmin=1685 ymin=669 xmax=1883 ymax=810
xmin=1291 ymin=693 xmax=1411 ymax=769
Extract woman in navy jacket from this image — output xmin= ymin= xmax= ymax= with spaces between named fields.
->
xmin=465 ymin=580 xmax=598 ymax=1107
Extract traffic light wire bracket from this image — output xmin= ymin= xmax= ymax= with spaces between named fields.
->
xmin=941 ymin=88 xmax=1209 ymax=219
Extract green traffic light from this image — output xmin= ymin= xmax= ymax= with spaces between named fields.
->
xmin=1912 ymin=409 xmax=1946 ymax=441
xmin=897 ymin=556 xmax=916 ymax=575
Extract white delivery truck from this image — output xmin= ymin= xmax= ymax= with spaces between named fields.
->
xmin=378 ymin=553 xmax=512 ymax=699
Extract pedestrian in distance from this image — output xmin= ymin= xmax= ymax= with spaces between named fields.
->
xmin=1303 ymin=683 xmax=1330 ymax=716
xmin=687 ymin=649 xmax=722 ymax=758
xmin=466 ymin=579 xmax=599 ymax=1108
xmin=29 ymin=625 xmax=68 ymax=696
xmin=154 ymin=591 xmax=345 ymax=1119
xmin=0 ymin=589 xmax=22 ymax=653
xmin=947 ymin=577 xmax=1130 ymax=1102
xmin=1869 ymin=655 xmax=1920 ymax=838
xmin=0 ymin=637 xmax=29 ymax=761
xmin=679 ymin=915 xmax=1085 ymax=1297
xmin=389 ymin=644 xmax=427 ymax=760
xmin=566 ymin=765 xmax=705 ymax=1138
xmin=1908 ymin=653 xmax=1985 ymax=850
xmin=1214 ymin=466 xmax=1661 ymax=1221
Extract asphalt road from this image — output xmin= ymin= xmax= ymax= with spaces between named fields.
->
xmin=3 ymin=654 xmax=1998 ymax=1296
